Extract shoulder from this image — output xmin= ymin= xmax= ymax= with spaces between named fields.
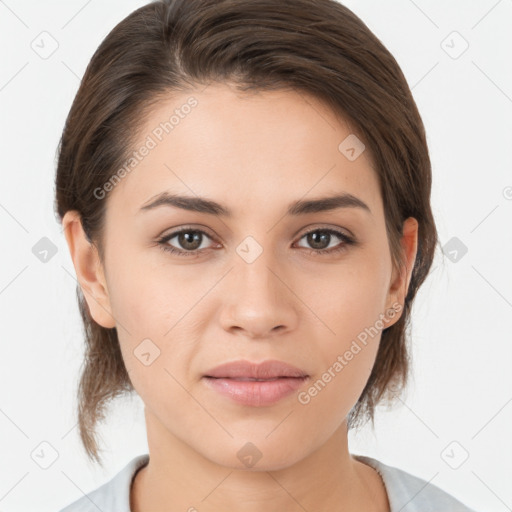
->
xmin=57 ymin=454 xmax=150 ymax=512
xmin=353 ymin=454 xmax=477 ymax=512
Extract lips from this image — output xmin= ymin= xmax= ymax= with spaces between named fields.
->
xmin=203 ymin=359 xmax=309 ymax=380
xmin=202 ymin=359 xmax=309 ymax=406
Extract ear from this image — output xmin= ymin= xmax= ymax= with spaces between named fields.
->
xmin=385 ymin=217 xmax=419 ymax=323
xmin=62 ymin=210 xmax=116 ymax=329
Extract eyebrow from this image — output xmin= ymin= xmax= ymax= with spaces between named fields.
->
xmin=139 ymin=191 xmax=371 ymax=217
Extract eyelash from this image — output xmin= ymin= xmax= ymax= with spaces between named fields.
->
xmin=156 ymin=226 xmax=356 ymax=258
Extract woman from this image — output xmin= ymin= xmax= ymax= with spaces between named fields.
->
xmin=55 ymin=0 xmax=476 ymax=510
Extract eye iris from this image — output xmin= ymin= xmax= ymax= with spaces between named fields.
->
xmin=308 ymin=230 xmax=331 ymax=250
xmin=178 ymin=231 xmax=202 ymax=250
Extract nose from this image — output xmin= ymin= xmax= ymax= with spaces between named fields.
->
xmin=219 ymin=247 xmax=299 ymax=339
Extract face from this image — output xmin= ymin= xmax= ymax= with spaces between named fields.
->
xmin=65 ymin=82 xmax=417 ymax=471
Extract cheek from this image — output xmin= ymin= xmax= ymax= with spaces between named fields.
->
xmin=106 ymin=246 xmax=195 ymax=334
xmin=298 ymin=282 xmax=384 ymax=422
xmin=306 ymin=255 xmax=389 ymax=342
xmin=298 ymin=252 xmax=389 ymax=398
xmin=107 ymin=254 xmax=207 ymax=394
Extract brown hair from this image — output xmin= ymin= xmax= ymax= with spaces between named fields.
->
xmin=54 ymin=0 xmax=438 ymax=466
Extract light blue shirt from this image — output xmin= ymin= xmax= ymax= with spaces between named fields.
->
xmin=58 ymin=453 xmax=477 ymax=511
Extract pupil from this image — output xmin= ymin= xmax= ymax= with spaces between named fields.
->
xmin=179 ymin=231 xmax=201 ymax=250
xmin=308 ymin=231 xmax=329 ymax=249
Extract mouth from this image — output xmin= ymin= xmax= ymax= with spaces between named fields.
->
xmin=202 ymin=360 xmax=309 ymax=406
xmin=202 ymin=376 xmax=309 ymax=406
xmin=202 ymin=375 xmax=309 ymax=407
xmin=205 ymin=376 xmax=295 ymax=381
xmin=203 ymin=359 xmax=309 ymax=380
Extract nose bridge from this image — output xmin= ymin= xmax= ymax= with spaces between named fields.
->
xmin=234 ymin=233 xmax=282 ymax=303
xmin=220 ymin=231 xmax=297 ymax=336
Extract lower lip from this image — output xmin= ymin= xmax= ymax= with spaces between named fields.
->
xmin=202 ymin=376 xmax=309 ymax=406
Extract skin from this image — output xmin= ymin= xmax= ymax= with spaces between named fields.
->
xmin=63 ymin=82 xmax=418 ymax=512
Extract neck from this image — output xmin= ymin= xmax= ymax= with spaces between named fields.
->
xmin=131 ymin=409 xmax=389 ymax=512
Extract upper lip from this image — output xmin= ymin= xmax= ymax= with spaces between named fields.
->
xmin=203 ymin=359 xmax=309 ymax=379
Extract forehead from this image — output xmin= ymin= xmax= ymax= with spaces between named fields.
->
xmin=105 ymin=82 xmax=383 ymax=221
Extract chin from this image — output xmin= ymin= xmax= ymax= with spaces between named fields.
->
xmin=199 ymin=436 xmax=307 ymax=472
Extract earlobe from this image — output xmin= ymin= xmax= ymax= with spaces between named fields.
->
xmin=386 ymin=217 xmax=419 ymax=321
xmin=62 ymin=210 xmax=116 ymax=329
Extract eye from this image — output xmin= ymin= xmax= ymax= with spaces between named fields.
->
xmin=156 ymin=227 xmax=217 ymax=258
xmin=295 ymin=228 xmax=356 ymax=256
xmin=156 ymin=226 xmax=356 ymax=258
